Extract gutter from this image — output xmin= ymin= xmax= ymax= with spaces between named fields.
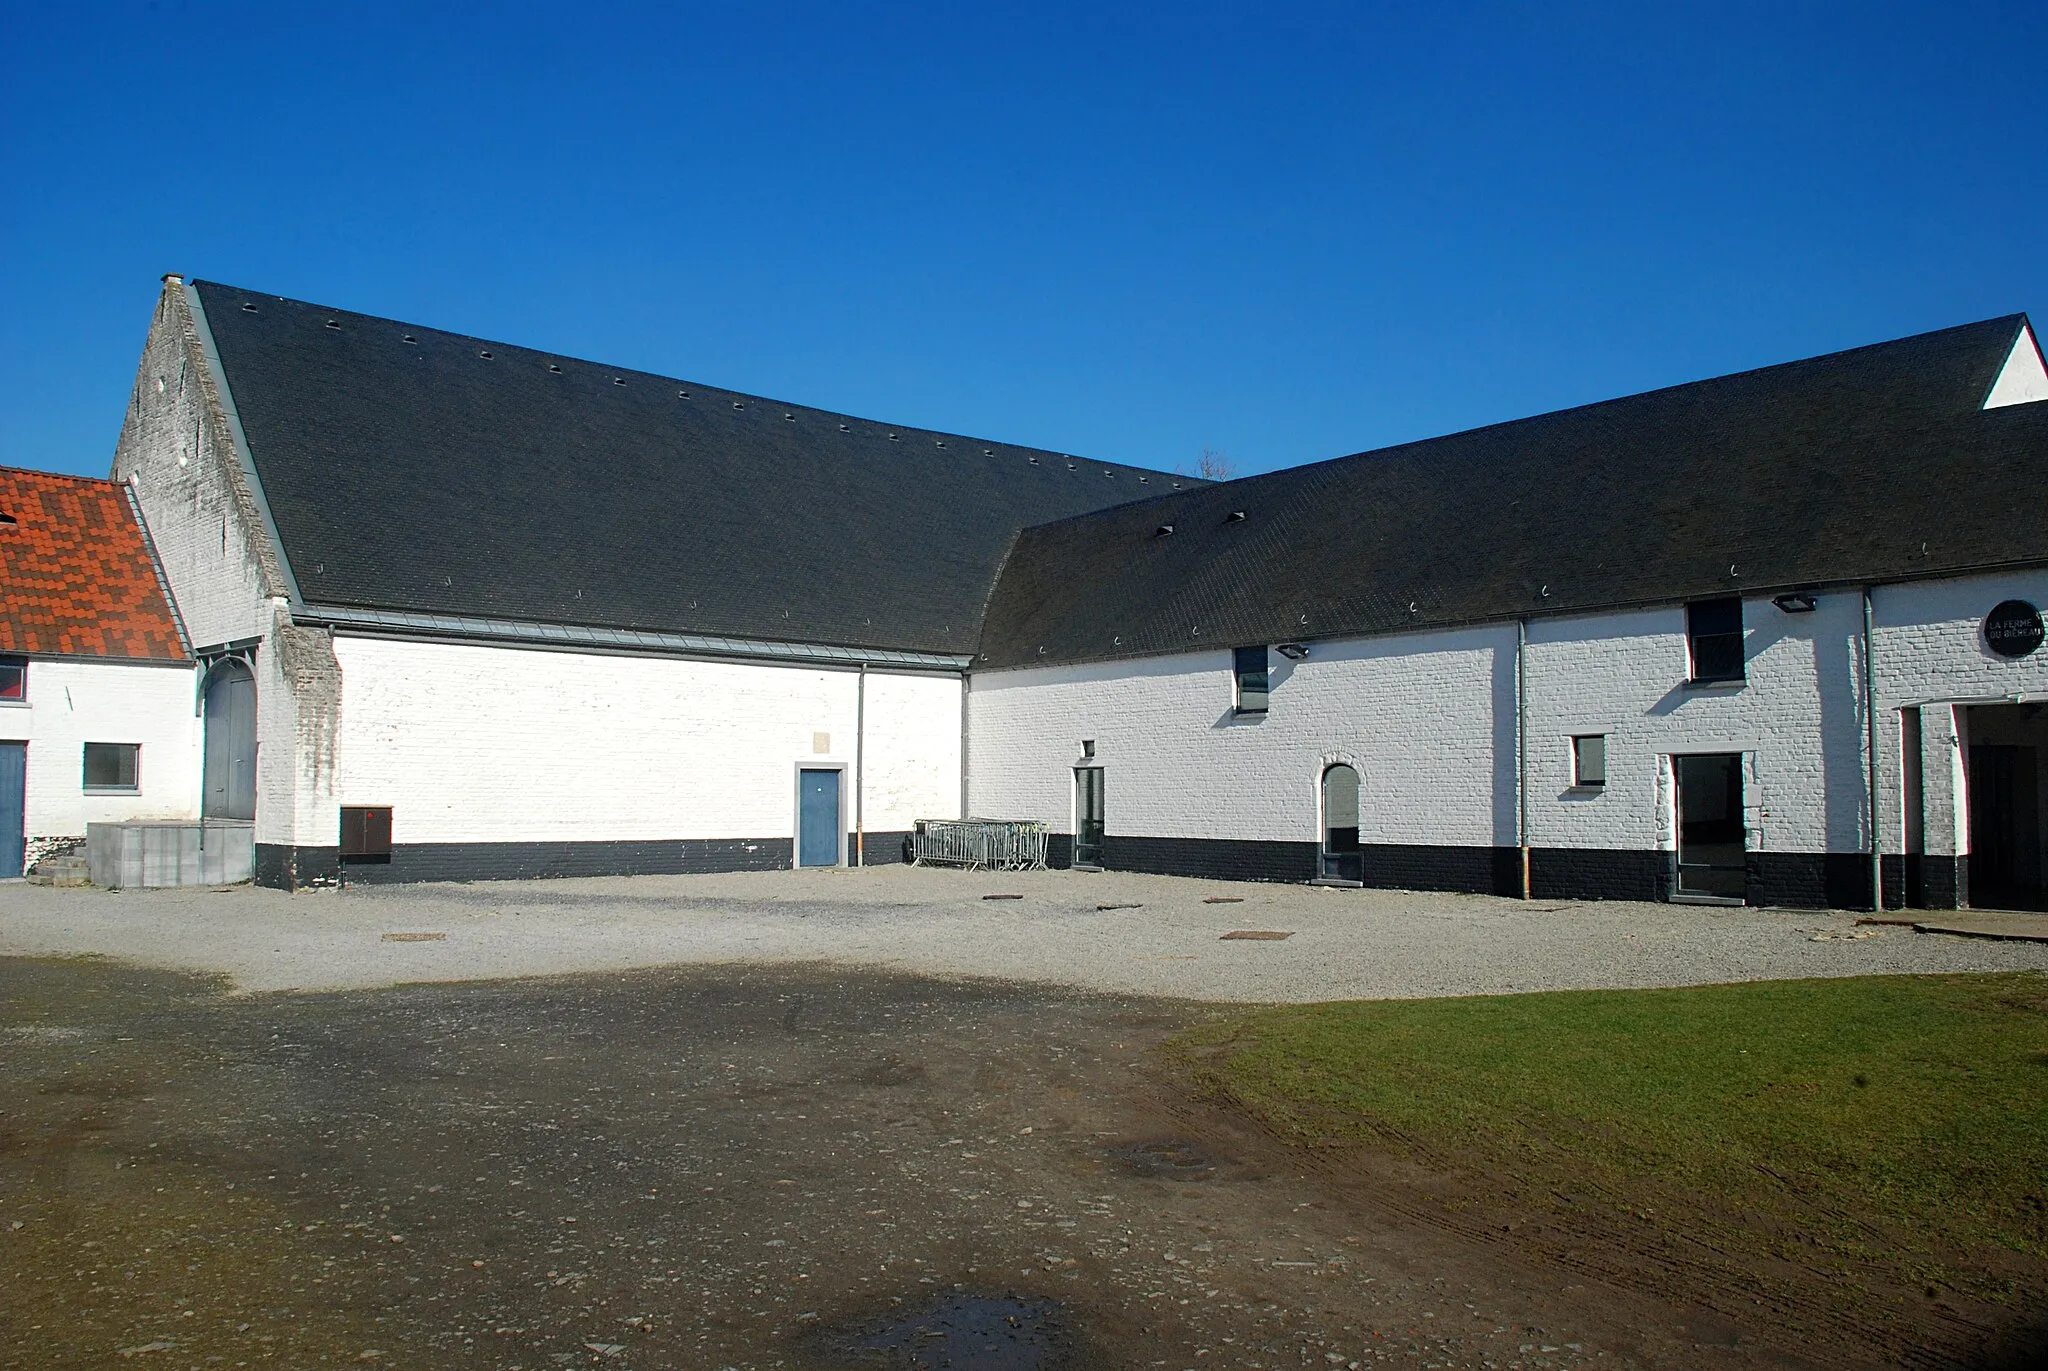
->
xmin=294 ymin=603 xmax=974 ymax=672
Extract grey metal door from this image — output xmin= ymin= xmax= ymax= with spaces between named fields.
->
xmin=0 ymin=742 xmax=22 ymax=877
xmin=798 ymin=769 xmax=841 ymax=867
xmin=202 ymin=661 xmax=256 ymax=820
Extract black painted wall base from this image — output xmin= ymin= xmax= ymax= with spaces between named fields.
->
xmin=256 ymin=844 xmax=340 ymax=891
xmin=1098 ymin=835 xmax=1318 ymax=884
xmin=340 ymin=837 xmax=791 ymax=885
xmin=1529 ymin=848 xmax=1667 ymax=902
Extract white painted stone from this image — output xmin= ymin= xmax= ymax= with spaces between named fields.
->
xmin=1983 ymin=324 xmax=2048 ymax=408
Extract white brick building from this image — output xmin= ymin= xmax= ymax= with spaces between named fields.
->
xmin=91 ymin=275 xmax=2048 ymax=910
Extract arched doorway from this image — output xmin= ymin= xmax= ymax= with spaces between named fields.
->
xmin=202 ymin=659 xmax=256 ymax=820
xmin=1320 ymin=764 xmax=1361 ymax=883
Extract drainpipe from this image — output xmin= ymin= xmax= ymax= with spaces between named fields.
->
xmin=1517 ymin=618 xmax=1531 ymax=899
xmin=1863 ymin=589 xmax=1884 ymax=912
xmin=855 ymin=662 xmax=866 ymax=868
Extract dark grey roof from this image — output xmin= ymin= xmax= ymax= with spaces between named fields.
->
xmin=979 ymin=315 xmax=2048 ymax=669
xmin=191 ymin=280 xmax=1199 ymax=656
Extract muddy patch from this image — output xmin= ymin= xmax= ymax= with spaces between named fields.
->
xmin=1110 ymin=1139 xmax=1216 ymax=1181
xmin=840 ymin=1292 xmax=1072 ymax=1369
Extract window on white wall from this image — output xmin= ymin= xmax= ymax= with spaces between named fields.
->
xmin=1686 ymin=598 xmax=1745 ymax=684
xmin=83 ymin=743 xmax=139 ymax=791
xmin=1233 ymin=646 xmax=1269 ymax=714
xmin=1572 ymin=735 xmax=1607 ymax=788
xmin=0 ymin=658 xmax=21 ymax=701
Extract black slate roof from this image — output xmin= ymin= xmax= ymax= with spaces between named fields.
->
xmin=192 ymin=281 xmax=1198 ymax=656
xmin=979 ymin=315 xmax=2048 ymax=669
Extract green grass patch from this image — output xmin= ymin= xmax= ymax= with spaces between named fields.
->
xmin=1172 ymin=973 xmax=2048 ymax=1304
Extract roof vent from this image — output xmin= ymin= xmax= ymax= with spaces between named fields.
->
xmin=1155 ymin=523 xmax=1175 ymax=537
xmin=935 ymin=440 xmax=946 ymax=447
xmin=240 ymin=303 xmax=258 ymax=312
xmin=678 ymin=390 xmax=690 ymax=398
xmin=1138 ymin=476 xmax=1149 ymax=483
xmin=402 ymin=335 xmax=416 ymax=343
xmin=1225 ymin=510 xmax=1246 ymax=523
xmin=888 ymin=433 xmax=899 ymax=440
xmin=613 ymin=377 xmax=626 ymax=386
xmin=982 ymin=448 xmax=993 ymax=456
xmin=1065 ymin=462 xmax=1076 ymax=470
xmin=839 ymin=423 xmax=850 ymax=432
xmin=785 ymin=413 xmax=796 ymax=421
xmin=478 ymin=350 xmax=493 ymax=359
xmin=549 ymin=364 xmax=562 ymax=374
xmin=1103 ymin=470 xmax=1113 ymax=477
xmin=732 ymin=401 xmax=745 ymax=410
xmin=0 ymin=511 xmax=16 ymax=526
xmin=324 ymin=319 xmax=340 ymax=329
xmin=1171 ymin=481 xmax=1182 ymax=489
xmin=1028 ymin=456 xmax=1039 ymax=465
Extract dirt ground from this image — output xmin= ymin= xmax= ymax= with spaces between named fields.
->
xmin=6 ymin=955 xmax=2040 ymax=1370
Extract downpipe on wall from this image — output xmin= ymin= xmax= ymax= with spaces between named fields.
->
xmin=855 ymin=662 xmax=866 ymax=868
xmin=1517 ymin=617 xmax=1530 ymax=899
xmin=1863 ymin=588 xmax=1884 ymax=912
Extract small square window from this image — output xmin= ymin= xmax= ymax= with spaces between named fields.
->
xmin=0 ymin=658 xmax=22 ymax=701
xmin=1233 ymin=646 xmax=1269 ymax=714
xmin=1686 ymin=598 xmax=1745 ymax=684
xmin=83 ymin=742 xmax=138 ymax=791
xmin=1572 ymin=735 xmax=1607 ymax=788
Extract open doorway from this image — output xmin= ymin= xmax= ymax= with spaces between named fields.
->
xmin=1673 ymin=753 xmax=1746 ymax=903
xmin=1072 ymin=767 xmax=1104 ymax=869
xmin=1319 ymin=764 xmax=1362 ymax=883
xmin=1963 ymin=704 xmax=2048 ymax=910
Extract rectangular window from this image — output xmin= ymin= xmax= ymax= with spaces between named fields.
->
xmin=1686 ymin=598 xmax=1745 ymax=683
xmin=0 ymin=657 xmax=22 ymax=701
xmin=340 ymin=806 xmax=394 ymax=862
xmin=1233 ymin=645 xmax=1269 ymax=714
xmin=82 ymin=742 xmax=139 ymax=791
xmin=1572 ymin=734 xmax=1607 ymax=787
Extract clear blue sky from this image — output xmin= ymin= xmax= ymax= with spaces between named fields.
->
xmin=3 ymin=2 xmax=2042 ymax=480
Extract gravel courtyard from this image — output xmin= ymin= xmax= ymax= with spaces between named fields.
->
xmin=2 ymin=865 xmax=2045 ymax=999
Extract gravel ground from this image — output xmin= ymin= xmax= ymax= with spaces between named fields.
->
xmin=3 ymin=865 xmax=2044 ymax=1000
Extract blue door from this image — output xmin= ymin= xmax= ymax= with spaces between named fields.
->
xmin=798 ymin=769 xmax=841 ymax=867
xmin=0 ymin=742 xmax=23 ymax=878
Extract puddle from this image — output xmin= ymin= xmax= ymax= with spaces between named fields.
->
xmin=1111 ymin=1139 xmax=1215 ymax=1181
xmin=844 ymin=1293 xmax=1068 ymax=1369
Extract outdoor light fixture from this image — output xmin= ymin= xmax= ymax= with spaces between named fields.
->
xmin=1773 ymin=592 xmax=1818 ymax=614
xmin=1275 ymin=642 xmax=1310 ymax=661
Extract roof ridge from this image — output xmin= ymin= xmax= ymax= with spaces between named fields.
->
xmin=0 ymin=462 xmax=125 ymax=487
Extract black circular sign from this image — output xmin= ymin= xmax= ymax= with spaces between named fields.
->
xmin=1984 ymin=600 xmax=2044 ymax=659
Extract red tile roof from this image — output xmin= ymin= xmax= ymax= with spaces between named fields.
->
xmin=0 ymin=466 xmax=188 ymax=661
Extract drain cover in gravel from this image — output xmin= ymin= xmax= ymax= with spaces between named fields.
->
xmin=982 ymin=893 xmax=1025 ymax=900
xmin=847 ymin=1293 xmax=1068 ymax=1369
xmin=1202 ymin=896 xmax=1245 ymax=904
xmin=1219 ymin=930 xmax=1292 ymax=940
xmin=1112 ymin=1139 xmax=1216 ymax=1180
xmin=380 ymin=932 xmax=447 ymax=943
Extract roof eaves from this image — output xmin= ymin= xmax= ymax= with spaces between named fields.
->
xmin=295 ymin=604 xmax=974 ymax=671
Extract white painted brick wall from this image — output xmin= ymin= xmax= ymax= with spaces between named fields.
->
xmin=0 ymin=658 xmax=201 ymax=845
xmin=972 ymin=576 xmax=2048 ymax=862
xmin=113 ymin=284 xmax=340 ymax=851
xmin=969 ymin=625 xmax=1514 ymax=846
xmin=1524 ymin=594 xmax=1870 ymax=855
xmin=331 ymin=635 xmax=960 ymax=853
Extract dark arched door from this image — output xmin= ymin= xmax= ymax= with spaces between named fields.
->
xmin=1320 ymin=764 xmax=1361 ymax=882
xmin=202 ymin=660 xmax=256 ymax=820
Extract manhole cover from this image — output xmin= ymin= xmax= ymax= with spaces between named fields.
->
xmin=847 ymin=1293 xmax=1068 ymax=1369
xmin=380 ymin=932 xmax=446 ymax=942
xmin=1112 ymin=1139 xmax=1215 ymax=1181
xmin=1219 ymin=929 xmax=1292 ymax=940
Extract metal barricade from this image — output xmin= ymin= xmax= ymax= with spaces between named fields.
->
xmin=911 ymin=819 xmax=1048 ymax=871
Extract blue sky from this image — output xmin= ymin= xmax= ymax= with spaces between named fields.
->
xmin=3 ymin=2 xmax=2042 ymax=480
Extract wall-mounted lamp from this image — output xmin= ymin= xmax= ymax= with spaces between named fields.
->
xmin=1275 ymin=642 xmax=1310 ymax=661
xmin=1772 ymin=592 xmax=1818 ymax=614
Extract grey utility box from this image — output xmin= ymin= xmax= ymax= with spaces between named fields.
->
xmin=87 ymin=820 xmax=255 ymax=889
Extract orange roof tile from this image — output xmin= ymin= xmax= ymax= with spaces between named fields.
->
xmin=0 ymin=466 xmax=188 ymax=661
